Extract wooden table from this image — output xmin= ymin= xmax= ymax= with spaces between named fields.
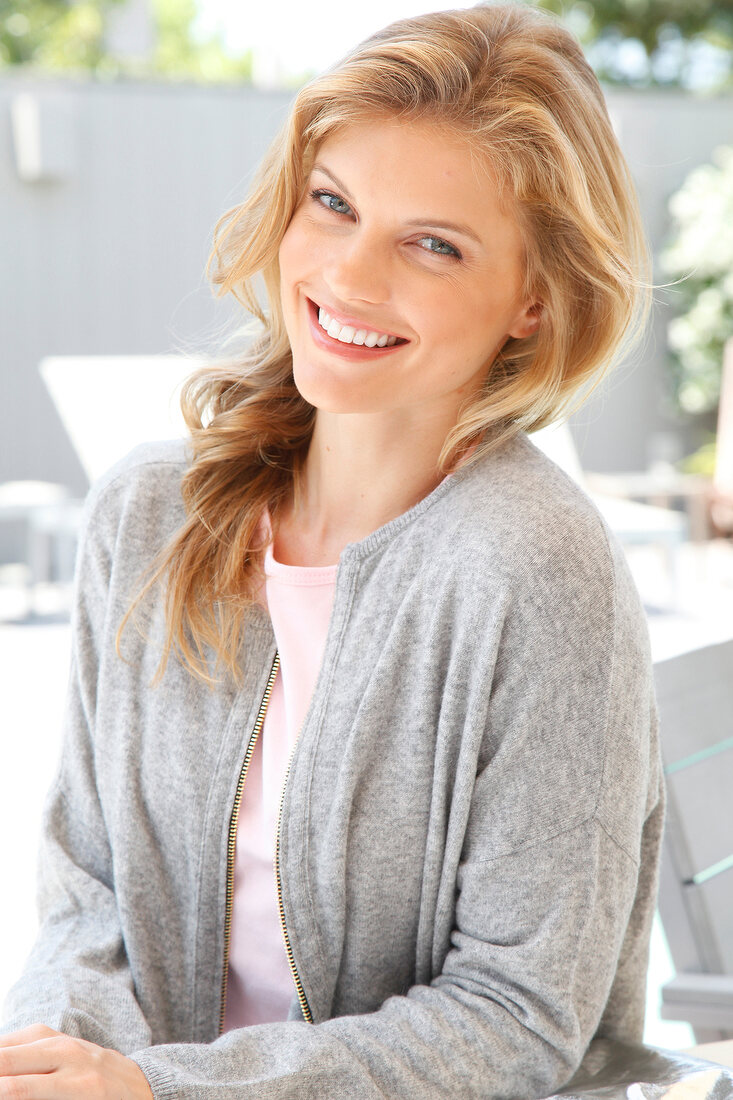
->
xmin=586 ymin=471 xmax=712 ymax=542
xmin=687 ymin=1040 xmax=733 ymax=1069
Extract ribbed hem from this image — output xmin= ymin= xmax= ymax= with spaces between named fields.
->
xmin=130 ymin=1055 xmax=179 ymax=1100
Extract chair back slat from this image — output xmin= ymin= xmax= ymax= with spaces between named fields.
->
xmin=655 ymin=640 xmax=733 ymax=981
xmin=692 ymin=872 xmax=733 ymax=974
xmin=666 ymin=762 xmax=733 ymax=880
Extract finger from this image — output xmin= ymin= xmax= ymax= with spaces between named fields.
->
xmin=0 ymin=1025 xmax=60 ymax=1048
xmin=0 ymin=1073 xmax=58 ymax=1097
xmin=0 ymin=1034 xmax=84 ymax=1079
xmin=0 ymin=1039 xmax=61 ymax=1077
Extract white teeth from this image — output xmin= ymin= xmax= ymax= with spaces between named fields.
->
xmin=315 ymin=303 xmax=400 ymax=349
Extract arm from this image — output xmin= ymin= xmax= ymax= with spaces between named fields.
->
xmin=128 ymin=825 xmax=652 ymax=1100
xmin=1 ymin=484 xmax=152 ymax=1055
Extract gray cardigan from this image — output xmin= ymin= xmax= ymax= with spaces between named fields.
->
xmin=2 ymin=434 xmax=664 ymax=1099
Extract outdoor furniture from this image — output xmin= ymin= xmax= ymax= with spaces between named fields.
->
xmin=711 ymin=336 xmax=733 ymax=535
xmin=0 ymin=480 xmax=83 ymax=614
xmin=586 ymin=470 xmax=712 ymax=543
xmin=689 ymin=1039 xmax=733 ymax=1069
xmin=548 ymin=1038 xmax=733 ymax=1097
xmin=40 ymin=355 xmax=198 ymax=483
xmin=654 ymin=639 xmax=733 ymax=1042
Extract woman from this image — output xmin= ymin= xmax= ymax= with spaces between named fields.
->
xmin=0 ymin=4 xmax=663 ymax=1098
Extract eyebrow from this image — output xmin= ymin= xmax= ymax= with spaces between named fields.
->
xmin=311 ymin=162 xmax=484 ymax=246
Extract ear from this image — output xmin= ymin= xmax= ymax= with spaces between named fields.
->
xmin=506 ymin=301 xmax=542 ymax=340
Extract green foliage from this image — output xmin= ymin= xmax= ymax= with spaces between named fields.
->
xmin=661 ymin=146 xmax=733 ymax=415
xmin=5 ymin=0 xmax=732 ymax=87
xmin=679 ymin=435 xmax=717 ymax=477
xmin=0 ymin=0 xmax=118 ymax=69
xmin=0 ymin=0 xmax=252 ymax=82
xmin=536 ymin=0 xmax=733 ymax=88
xmin=151 ymin=0 xmax=251 ymax=81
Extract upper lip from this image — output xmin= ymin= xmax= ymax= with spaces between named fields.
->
xmin=308 ymin=297 xmax=408 ymax=343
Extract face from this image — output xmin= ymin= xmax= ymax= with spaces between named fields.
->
xmin=278 ymin=116 xmax=540 ymax=427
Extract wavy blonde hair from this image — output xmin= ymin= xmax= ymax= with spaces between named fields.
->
xmin=123 ymin=2 xmax=650 ymax=683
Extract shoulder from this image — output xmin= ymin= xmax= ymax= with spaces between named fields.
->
xmin=448 ymin=437 xmax=657 ymax=854
xmin=80 ymin=438 xmax=190 ymax=557
xmin=426 ymin=432 xmax=652 ymax=713
xmin=433 ymin=432 xmax=617 ymax=595
xmin=454 ymin=431 xmax=605 ymax=539
xmin=87 ymin=438 xmax=189 ymax=504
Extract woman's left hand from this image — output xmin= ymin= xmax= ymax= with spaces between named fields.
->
xmin=0 ymin=1024 xmax=153 ymax=1098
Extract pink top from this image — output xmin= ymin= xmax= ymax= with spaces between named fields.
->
xmin=223 ymin=541 xmax=338 ymax=1030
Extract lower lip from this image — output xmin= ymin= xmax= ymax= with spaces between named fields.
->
xmin=306 ymin=299 xmax=407 ymax=361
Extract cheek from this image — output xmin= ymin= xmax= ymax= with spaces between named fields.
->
xmin=277 ymin=226 xmax=297 ymax=287
xmin=278 ymin=215 xmax=311 ymax=282
xmin=423 ymin=290 xmax=515 ymax=376
xmin=422 ymin=291 xmax=488 ymax=355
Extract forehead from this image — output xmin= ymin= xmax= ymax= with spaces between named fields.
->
xmin=311 ymin=115 xmax=514 ymax=220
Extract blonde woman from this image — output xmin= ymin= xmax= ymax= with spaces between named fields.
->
xmin=0 ymin=5 xmax=663 ymax=1098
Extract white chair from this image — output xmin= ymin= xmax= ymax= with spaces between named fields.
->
xmin=0 ymin=481 xmax=83 ymax=614
xmin=40 ymin=355 xmax=198 ymax=483
xmin=654 ymin=639 xmax=733 ymax=1043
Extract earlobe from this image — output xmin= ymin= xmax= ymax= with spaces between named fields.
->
xmin=507 ymin=303 xmax=542 ymax=340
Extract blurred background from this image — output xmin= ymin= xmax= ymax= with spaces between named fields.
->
xmin=2 ymin=0 xmax=733 ymax=1055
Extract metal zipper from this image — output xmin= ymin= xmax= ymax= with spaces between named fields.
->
xmin=218 ymin=652 xmax=281 ymax=1035
xmin=275 ymin=734 xmax=314 ymax=1023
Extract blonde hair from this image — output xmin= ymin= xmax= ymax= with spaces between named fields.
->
xmin=123 ymin=2 xmax=650 ymax=683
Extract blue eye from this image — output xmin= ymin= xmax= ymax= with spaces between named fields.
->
xmin=418 ymin=235 xmax=461 ymax=259
xmin=310 ymin=189 xmax=352 ymax=216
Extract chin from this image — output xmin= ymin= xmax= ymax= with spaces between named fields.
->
xmin=291 ymin=361 xmax=384 ymax=415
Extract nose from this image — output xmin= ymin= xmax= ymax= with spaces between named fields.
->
xmin=323 ymin=228 xmax=391 ymax=306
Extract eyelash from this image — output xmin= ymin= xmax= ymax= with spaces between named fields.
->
xmin=308 ymin=188 xmax=463 ymax=261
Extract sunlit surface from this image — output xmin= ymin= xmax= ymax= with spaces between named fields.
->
xmin=192 ymin=0 xmax=732 ymax=90
xmin=193 ymin=0 xmax=475 ymax=84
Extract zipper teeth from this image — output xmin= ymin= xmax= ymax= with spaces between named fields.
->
xmin=218 ymin=652 xmax=280 ymax=1036
xmin=275 ymin=740 xmax=313 ymax=1023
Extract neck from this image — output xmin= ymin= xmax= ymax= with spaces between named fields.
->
xmin=273 ymin=409 xmax=461 ymax=566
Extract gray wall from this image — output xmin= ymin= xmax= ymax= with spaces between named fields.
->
xmin=573 ymin=90 xmax=733 ymax=471
xmin=1 ymin=77 xmax=732 ymax=513
xmin=1 ymin=76 xmax=293 ymax=498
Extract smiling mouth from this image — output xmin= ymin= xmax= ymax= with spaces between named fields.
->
xmin=308 ymin=299 xmax=408 ymax=350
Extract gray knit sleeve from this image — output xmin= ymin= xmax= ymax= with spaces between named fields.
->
xmin=0 ymin=476 xmax=152 ymax=1052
